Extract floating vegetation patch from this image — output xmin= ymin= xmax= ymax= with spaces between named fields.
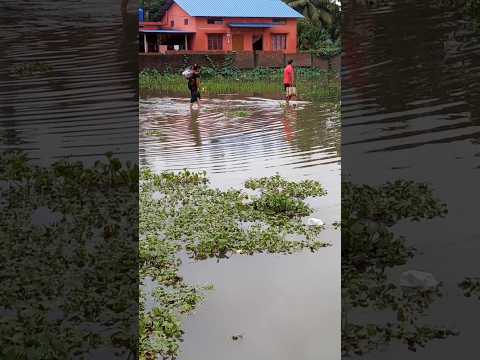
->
xmin=459 ymin=277 xmax=480 ymax=299
xmin=144 ymin=129 xmax=164 ymax=137
xmin=10 ymin=62 xmax=53 ymax=77
xmin=140 ymin=170 xmax=330 ymax=360
xmin=0 ymin=152 xmax=138 ymax=359
xmin=221 ymin=108 xmax=252 ymax=119
xmin=342 ymin=180 xmax=458 ymax=356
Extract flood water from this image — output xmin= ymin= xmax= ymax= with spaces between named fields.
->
xmin=0 ymin=0 xmax=138 ymax=165
xmin=342 ymin=0 xmax=480 ymax=359
xmin=140 ymin=96 xmax=341 ymax=360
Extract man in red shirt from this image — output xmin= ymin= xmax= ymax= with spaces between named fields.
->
xmin=283 ymin=59 xmax=296 ymax=104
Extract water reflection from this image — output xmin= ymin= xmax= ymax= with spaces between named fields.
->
xmin=282 ymin=106 xmax=297 ymax=143
xmin=0 ymin=0 xmax=138 ymax=164
xmin=343 ymin=0 xmax=480 ymax=154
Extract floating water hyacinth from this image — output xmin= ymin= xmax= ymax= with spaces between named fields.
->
xmin=140 ymin=169 xmax=330 ymax=360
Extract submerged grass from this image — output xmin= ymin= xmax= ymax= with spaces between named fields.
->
xmin=140 ymin=68 xmax=340 ymax=102
xmin=140 ymin=169 xmax=330 ymax=360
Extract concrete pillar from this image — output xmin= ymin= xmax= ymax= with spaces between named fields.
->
xmin=144 ymin=33 xmax=148 ymax=53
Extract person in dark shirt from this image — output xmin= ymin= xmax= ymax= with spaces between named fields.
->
xmin=188 ymin=64 xmax=201 ymax=110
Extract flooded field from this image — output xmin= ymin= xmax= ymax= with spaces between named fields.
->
xmin=140 ymin=96 xmax=341 ymax=360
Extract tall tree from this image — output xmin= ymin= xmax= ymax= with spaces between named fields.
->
xmin=285 ymin=0 xmax=340 ymax=30
xmin=140 ymin=0 xmax=168 ymax=21
xmin=284 ymin=0 xmax=341 ymax=47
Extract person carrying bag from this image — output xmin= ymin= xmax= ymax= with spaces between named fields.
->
xmin=283 ymin=59 xmax=297 ymax=104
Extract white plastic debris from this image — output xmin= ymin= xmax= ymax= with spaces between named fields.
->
xmin=399 ymin=270 xmax=439 ymax=289
xmin=307 ymin=217 xmax=324 ymax=226
xmin=182 ymin=67 xmax=193 ymax=79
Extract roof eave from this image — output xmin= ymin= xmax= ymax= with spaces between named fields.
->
xmin=188 ymin=15 xmax=303 ymax=19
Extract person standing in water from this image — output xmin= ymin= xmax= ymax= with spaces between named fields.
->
xmin=188 ymin=64 xmax=201 ymax=110
xmin=283 ymin=59 xmax=296 ymax=105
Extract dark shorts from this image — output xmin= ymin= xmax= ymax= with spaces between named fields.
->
xmin=190 ymin=88 xmax=201 ymax=103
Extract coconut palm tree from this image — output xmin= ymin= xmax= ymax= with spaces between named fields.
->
xmin=284 ymin=0 xmax=341 ymax=41
xmin=284 ymin=0 xmax=335 ymax=27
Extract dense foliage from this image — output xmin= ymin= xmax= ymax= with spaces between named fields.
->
xmin=284 ymin=0 xmax=341 ymax=54
xmin=139 ymin=0 xmax=167 ymax=21
xmin=140 ymin=169 xmax=330 ymax=359
xmin=342 ymin=180 xmax=458 ymax=356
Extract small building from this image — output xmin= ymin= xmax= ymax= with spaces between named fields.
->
xmin=139 ymin=0 xmax=304 ymax=54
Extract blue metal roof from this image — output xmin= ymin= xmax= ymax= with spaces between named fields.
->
xmin=228 ymin=23 xmax=275 ymax=28
xmin=140 ymin=29 xmax=194 ymax=34
xmin=173 ymin=0 xmax=304 ymax=18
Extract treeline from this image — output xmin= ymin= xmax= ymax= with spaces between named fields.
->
xmin=139 ymin=0 xmax=341 ymax=55
xmin=283 ymin=0 xmax=341 ymax=56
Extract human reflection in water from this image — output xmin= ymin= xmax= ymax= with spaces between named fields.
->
xmin=282 ymin=106 xmax=298 ymax=143
xmin=189 ymin=108 xmax=202 ymax=148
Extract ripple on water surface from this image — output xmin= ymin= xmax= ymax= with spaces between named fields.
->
xmin=140 ymin=97 xmax=340 ymax=179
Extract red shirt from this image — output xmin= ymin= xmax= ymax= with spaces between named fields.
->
xmin=284 ymin=64 xmax=294 ymax=85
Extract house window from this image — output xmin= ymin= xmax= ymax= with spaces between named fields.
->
xmin=207 ymin=18 xmax=224 ymax=24
xmin=273 ymin=18 xmax=286 ymax=25
xmin=208 ymin=34 xmax=223 ymax=50
xmin=170 ymin=20 xmax=174 ymax=27
xmin=272 ymin=34 xmax=287 ymax=51
xmin=184 ymin=18 xmax=189 ymax=25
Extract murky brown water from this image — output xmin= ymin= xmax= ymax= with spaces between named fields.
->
xmin=0 ymin=0 xmax=138 ymax=165
xmin=140 ymin=96 xmax=341 ymax=360
xmin=342 ymin=0 xmax=480 ymax=359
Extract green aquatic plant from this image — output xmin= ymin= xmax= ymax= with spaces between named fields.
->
xmin=221 ymin=108 xmax=252 ymax=119
xmin=0 ymin=152 xmax=138 ymax=358
xmin=459 ymin=278 xmax=480 ymax=299
xmin=342 ymin=180 xmax=458 ymax=356
xmin=144 ymin=129 xmax=167 ymax=140
xmin=10 ymin=62 xmax=53 ymax=77
xmin=140 ymin=169 xmax=330 ymax=359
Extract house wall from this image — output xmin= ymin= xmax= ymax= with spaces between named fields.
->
xmin=156 ymin=3 xmax=198 ymax=49
xmin=160 ymin=4 xmax=299 ymax=53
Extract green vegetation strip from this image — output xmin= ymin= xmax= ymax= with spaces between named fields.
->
xmin=140 ymin=169 xmax=330 ymax=359
xmin=140 ymin=68 xmax=340 ymax=101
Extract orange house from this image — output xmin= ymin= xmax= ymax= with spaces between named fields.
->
xmin=139 ymin=0 xmax=304 ymax=54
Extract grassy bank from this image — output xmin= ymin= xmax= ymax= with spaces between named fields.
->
xmin=140 ymin=67 xmax=340 ymax=101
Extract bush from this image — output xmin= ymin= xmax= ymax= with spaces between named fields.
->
xmin=298 ymin=19 xmax=341 ymax=57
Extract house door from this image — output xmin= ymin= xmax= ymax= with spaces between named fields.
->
xmin=252 ymin=34 xmax=263 ymax=51
xmin=232 ymin=34 xmax=244 ymax=51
